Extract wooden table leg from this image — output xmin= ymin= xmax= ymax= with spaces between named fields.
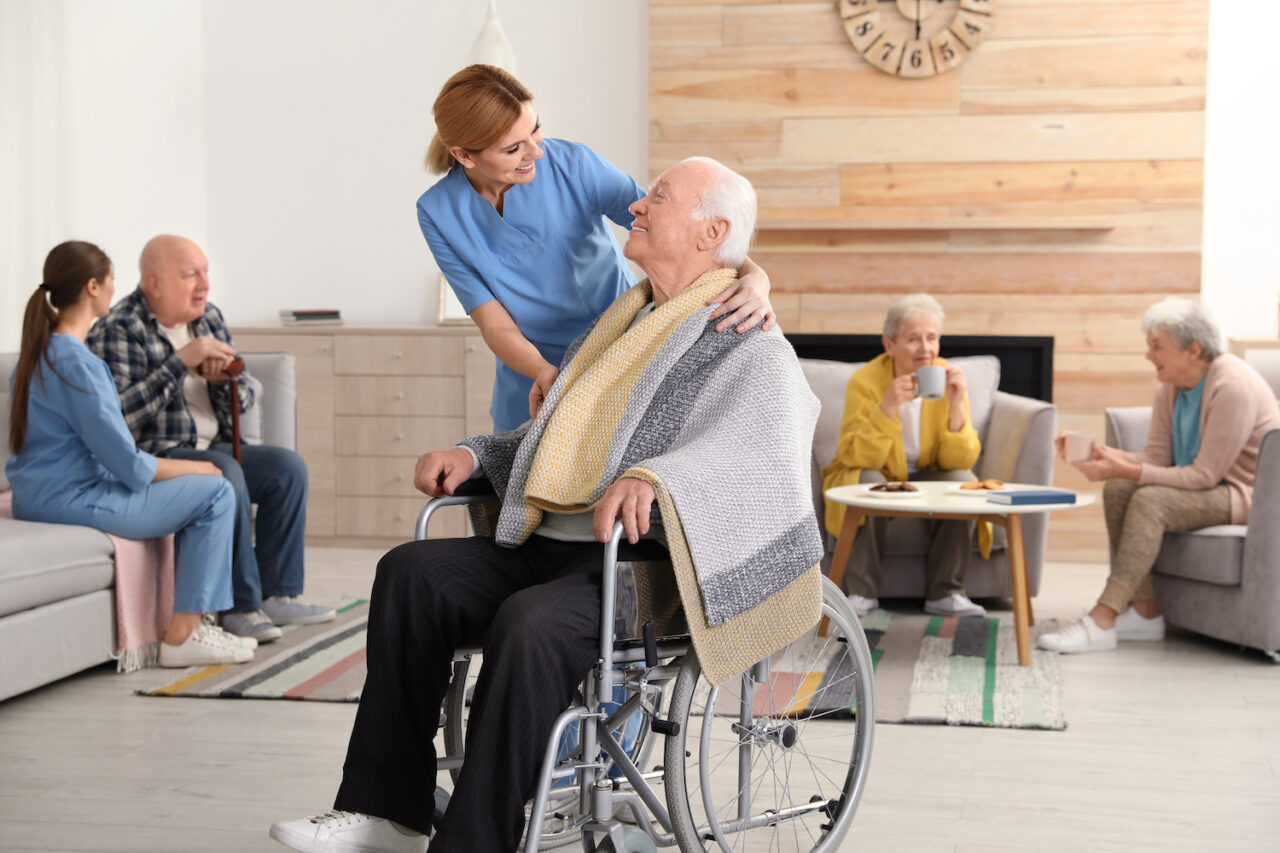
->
xmin=1005 ymin=514 xmax=1031 ymax=666
xmin=821 ymin=506 xmax=864 ymax=636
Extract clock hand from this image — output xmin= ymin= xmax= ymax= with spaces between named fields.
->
xmin=915 ymin=0 xmax=921 ymax=39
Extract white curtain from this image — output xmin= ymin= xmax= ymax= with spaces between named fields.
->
xmin=0 ymin=0 xmax=68 ymax=351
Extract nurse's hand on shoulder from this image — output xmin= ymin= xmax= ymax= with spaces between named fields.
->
xmin=709 ymin=264 xmax=776 ymax=334
xmin=594 ymin=477 xmax=656 ymax=545
xmin=530 ymin=364 xmax=560 ymax=419
xmin=414 ymin=448 xmax=475 ymax=497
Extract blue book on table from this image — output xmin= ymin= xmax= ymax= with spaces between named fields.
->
xmin=986 ymin=489 xmax=1076 ymax=505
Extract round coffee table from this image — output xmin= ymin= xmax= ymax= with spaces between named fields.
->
xmin=824 ymin=481 xmax=1096 ymax=666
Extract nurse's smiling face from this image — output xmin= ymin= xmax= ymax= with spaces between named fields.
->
xmin=452 ymin=100 xmax=544 ymax=194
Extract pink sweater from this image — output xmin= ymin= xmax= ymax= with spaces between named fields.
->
xmin=1136 ymin=354 xmax=1280 ymax=524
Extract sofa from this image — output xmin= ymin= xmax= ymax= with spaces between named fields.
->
xmin=1104 ymin=348 xmax=1280 ymax=660
xmin=0 ymin=351 xmax=297 ymax=702
xmin=799 ymin=355 xmax=1058 ymax=599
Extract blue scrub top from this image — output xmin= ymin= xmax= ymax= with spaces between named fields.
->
xmin=417 ymin=138 xmax=645 ymax=431
xmin=6 ymin=335 xmax=157 ymax=514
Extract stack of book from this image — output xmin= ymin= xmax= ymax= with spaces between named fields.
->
xmin=279 ymin=309 xmax=342 ymax=326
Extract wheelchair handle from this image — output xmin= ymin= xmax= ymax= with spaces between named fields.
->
xmin=414 ymin=478 xmax=499 ymax=541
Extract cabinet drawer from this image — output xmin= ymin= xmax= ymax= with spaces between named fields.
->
xmin=335 ymin=416 xmax=465 ymax=457
xmin=335 ymin=497 xmax=467 ymax=539
xmin=335 ymin=376 xmax=465 ymax=417
xmin=336 ymin=457 xmax=423 ymax=498
xmin=334 ymin=336 xmax=464 ymax=376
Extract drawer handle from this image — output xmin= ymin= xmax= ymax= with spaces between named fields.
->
xmin=394 ymin=392 xmax=405 ymax=401
xmin=321 ymin=344 xmax=331 ymax=352
xmin=393 ymin=351 xmax=403 ymax=359
xmin=394 ymin=433 xmax=404 ymax=441
xmin=395 ymin=513 xmax=404 ymax=522
xmin=394 ymin=473 xmax=404 ymax=482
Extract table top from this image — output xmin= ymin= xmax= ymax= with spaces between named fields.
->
xmin=824 ymin=480 xmax=1097 ymax=516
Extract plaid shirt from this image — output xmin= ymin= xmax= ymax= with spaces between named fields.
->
xmin=86 ymin=287 xmax=255 ymax=454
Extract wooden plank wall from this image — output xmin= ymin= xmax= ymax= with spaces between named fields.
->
xmin=650 ymin=0 xmax=1209 ymax=562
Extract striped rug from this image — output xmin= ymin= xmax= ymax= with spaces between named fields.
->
xmin=763 ymin=610 xmax=1065 ymax=730
xmin=139 ymin=600 xmax=369 ymax=702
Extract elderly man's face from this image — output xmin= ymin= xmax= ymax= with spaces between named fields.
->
xmin=145 ymin=239 xmax=210 ymax=326
xmin=623 ymin=162 xmax=712 ymax=269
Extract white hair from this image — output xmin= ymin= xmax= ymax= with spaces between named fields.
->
xmin=883 ymin=293 xmax=945 ymax=340
xmin=1141 ymin=297 xmax=1222 ymax=361
xmin=682 ymin=156 xmax=757 ymax=268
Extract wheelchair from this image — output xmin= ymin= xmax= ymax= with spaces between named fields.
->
xmin=416 ymin=483 xmax=875 ymax=852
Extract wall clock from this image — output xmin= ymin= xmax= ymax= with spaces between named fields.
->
xmin=839 ymin=0 xmax=996 ymax=78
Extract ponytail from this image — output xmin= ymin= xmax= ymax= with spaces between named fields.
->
xmin=424 ymin=64 xmax=533 ymax=175
xmin=9 ymin=240 xmax=112 ymax=455
xmin=425 ymin=132 xmax=455 ymax=175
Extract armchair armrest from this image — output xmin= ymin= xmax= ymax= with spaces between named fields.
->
xmin=977 ymin=391 xmax=1057 ymax=485
xmin=1243 ymin=428 xmax=1280 ymax=585
xmin=240 ymin=352 xmax=298 ymax=451
xmin=1104 ymin=407 xmax=1151 ymax=454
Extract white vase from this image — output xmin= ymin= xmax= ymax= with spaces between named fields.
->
xmin=470 ymin=0 xmax=518 ymax=74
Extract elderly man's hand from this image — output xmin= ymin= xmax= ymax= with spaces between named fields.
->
xmin=594 ymin=477 xmax=657 ymax=544
xmin=414 ymin=448 xmax=476 ymax=497
xmin=177 ymin=337 xmax=236 ymax=373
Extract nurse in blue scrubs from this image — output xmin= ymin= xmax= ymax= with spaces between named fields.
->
xmin=418 ymin=64 xmax=777 ymax=432
xmin=6 ymin=241 xmax=250 ymax=667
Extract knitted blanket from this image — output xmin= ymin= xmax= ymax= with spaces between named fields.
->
xmin=463 ymin=268 xmax=825 ymax=685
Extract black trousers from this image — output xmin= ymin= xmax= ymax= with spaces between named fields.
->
xmin=334 ymin=534 xmax=664 ymax=852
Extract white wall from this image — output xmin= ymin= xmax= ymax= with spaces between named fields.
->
xmin=0 ymin=0 xmax=648 ymax=348
xmin=1201 ymin=2 xmax=1280 ymax=341
xmin=3 ymin=2 xmax=1275 ymax=348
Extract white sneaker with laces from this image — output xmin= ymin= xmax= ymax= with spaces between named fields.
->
xmin=269 ymin=810 xmax=427 ymax=853
xmin=1114 ymin=607 xmax=1165 ymax=641
xmin=158 ymin=624 xmax=254 ymax=667
xmin=202 ymin=614 xmax=257 ymax=649
xmin=924 ymin=592 xmax=986 ymax=618
xmin=1037 ymin=614 xmax=1117 ymax=654
xmin=846 ymin=593 xmax=879 ymax=616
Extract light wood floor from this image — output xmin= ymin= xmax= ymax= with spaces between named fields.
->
xmin=2 ymin=548 xmax=1278 ymax=852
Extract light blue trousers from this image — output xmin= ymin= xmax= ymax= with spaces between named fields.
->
xmin=15 ymin=475 xmax=236 ymax=613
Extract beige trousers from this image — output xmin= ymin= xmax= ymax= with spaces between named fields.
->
xmin=1099 ymin=479 xmax=1231 ymax=612
xmin=842 ymin=468 xmax=976 ymax=601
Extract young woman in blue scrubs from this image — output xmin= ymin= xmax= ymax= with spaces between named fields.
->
xmin=418 ymin=65 xmax=777 ymax=432
xmin=6 ymin=241 xmax=250 ymax=667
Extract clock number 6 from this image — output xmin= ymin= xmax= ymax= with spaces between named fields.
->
xmin=910 ymin=49 xmax=923 ymax=68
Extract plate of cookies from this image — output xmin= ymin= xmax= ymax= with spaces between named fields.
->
xmin=949 ymin=478 xmax=1007 ymax=497
xmin=863 ymin=481 xmax=926 ymax=499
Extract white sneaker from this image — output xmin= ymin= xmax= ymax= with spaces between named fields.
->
xmin=1114 ymin=607 xmax=1166 ymax=641
xmin=924 ymin=593 xmax=986 ymax=618
xmin=269 ymin=810 xmax=427 ymax=853
xmin=846 ymin=594 xmax=879 ymax=616
xmin=1037 ymin=614 xmax=1117 ymax=654
xmin=158 ymin=624 xmax=254 ymax=667
xmin=202 ymin=613 xmax=257 ymax=649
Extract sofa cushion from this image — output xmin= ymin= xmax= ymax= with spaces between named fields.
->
xmin=800 ymin=354 xmax=1001 ymax=470
xmin=0 ymin=517 xmax=115 ymax=617
xmin=1152 ymin=525 xmax=1245 ymax=587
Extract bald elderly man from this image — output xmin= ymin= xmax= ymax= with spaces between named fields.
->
xmin=88 ymin=236 xmax=334 ymax=641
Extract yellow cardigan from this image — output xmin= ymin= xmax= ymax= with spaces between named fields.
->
xmin=821 ymin=354 xmax=991 ymax=555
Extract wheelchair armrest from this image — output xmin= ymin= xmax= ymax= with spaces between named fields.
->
xmin=414 ymin=478 xmax=500 ymax=541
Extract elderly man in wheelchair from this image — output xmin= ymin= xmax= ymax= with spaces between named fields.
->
xmin=271 ymin=157 xmax=874 ymax=853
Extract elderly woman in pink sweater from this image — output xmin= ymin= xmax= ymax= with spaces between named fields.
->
xmin=1040 ymin=297 xmax=1280 ymax=654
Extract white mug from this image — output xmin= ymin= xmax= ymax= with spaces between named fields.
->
xmin=915 ymin=365 xmax=945 ymax=401
xmin=1064 ymin=431 xmax=1095 ymax=463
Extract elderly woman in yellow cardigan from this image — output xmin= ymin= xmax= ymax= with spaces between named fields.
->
xmin=822 ymin=293 xmax=988 ymax=619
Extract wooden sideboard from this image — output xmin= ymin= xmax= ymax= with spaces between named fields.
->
xmin=232 ymin=325 xmax=495 ymax=547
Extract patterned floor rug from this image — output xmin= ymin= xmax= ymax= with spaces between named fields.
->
xmin=862 ymin=609 xmax=1066 ymax=730
xmin=140 ymin=602 xmax=1065 ymax=730
xmin=139 ymin=599 xmax=369 ymax=701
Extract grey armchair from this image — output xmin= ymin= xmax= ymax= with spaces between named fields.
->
xmin=1104 ymin=351 xmax=1280 ymax=662
xmin=801 ymin=355 xmax=1058 ymax=599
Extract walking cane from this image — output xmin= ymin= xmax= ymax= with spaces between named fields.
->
xmin=225 ymin=356 xmax=246 ymax=463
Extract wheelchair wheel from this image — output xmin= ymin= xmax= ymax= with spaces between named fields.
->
xmin=663 ymin=576 xmax=874 ymax=852
xmin=441 ymin=654 xmax=659 ymax=849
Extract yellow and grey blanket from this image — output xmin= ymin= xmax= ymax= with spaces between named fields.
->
xmin=461 ymin=268 xmax=824 ymax=685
